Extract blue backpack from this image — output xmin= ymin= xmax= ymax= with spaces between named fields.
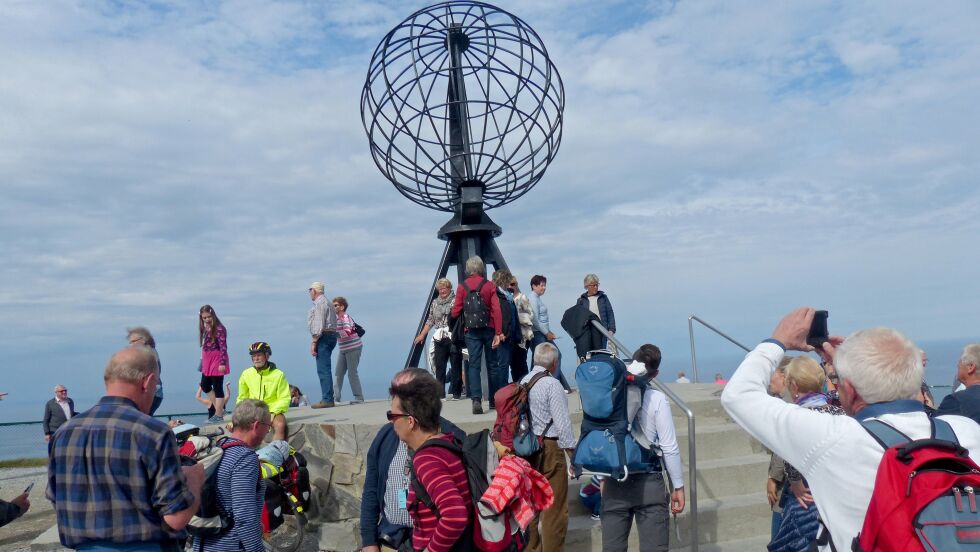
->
xmin=572 ymin=351 xmax=659 ymax=481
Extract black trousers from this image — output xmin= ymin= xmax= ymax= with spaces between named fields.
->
xmin=510 ymin=342 xmax=529 ymax=384
xmin=433 ymin=338 xmax=463 ymax=397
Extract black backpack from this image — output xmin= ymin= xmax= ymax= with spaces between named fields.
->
xmin=461 ymin=279 xmax=491 ymax=330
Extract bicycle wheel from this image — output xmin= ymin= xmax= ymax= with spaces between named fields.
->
xmin=263 ymin=512 xmax=307 ymax=552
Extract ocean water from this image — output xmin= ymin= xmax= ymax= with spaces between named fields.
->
xmin=0 ymin=412 xmax=212 ymax=461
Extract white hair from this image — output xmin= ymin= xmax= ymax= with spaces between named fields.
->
xmin=583 ymin=273 xmax=599 ymax=286
xmin=961 ymin=344 xmax=980 ymax=367
xmin=835 ymin=327 xmax=923 ymax=404
xmin=464 ymin=256 xmax=485 ymax=277
xmin=533 ymin=342 xmax=559 ymax=370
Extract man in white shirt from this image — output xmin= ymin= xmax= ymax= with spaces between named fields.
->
xmin=43 ymin=384 xmax=75 ymax=442
xmin=520 ymin=342 xmax=576 ymax=552
xmin=675 ymin=371 xmax=691 ymax=384
xmin=602 ymin=344 xmax=685 ymax=552
xmin=721 ymin=307 xmax=980 ymax=551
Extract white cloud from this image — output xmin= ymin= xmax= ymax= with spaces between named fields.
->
xmin=1 ymin=0 xmax=979 ymax=419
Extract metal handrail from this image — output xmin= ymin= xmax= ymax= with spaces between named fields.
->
xmin=589 ymin=320 xmax=699 ymax=552
xmin=688 ymin=315 xmax=751 ymax=383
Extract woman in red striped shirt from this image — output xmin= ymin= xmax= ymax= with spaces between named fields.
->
xmin=389 ymin=376 xmax=472 ymax=552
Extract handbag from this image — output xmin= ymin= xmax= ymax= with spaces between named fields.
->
xmin=353 ymin=319 xmax=366 ymax=337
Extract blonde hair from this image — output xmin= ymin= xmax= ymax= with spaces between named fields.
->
xmin=435 ymin=278 xmax=452 ymax=291
xmin=785 ymin=356 xmax=825 ymax=394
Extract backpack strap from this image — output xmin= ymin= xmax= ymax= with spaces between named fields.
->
xmin=859 ymin=419 xmax=913 ymax=449
xmin=932 ymin=417 xmax=959 ymax=445
xmin=409 ymin=438 xmax=465 ymax=516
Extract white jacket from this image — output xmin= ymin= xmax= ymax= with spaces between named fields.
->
xmin=721 ymin=342 xmax=980 ymax=551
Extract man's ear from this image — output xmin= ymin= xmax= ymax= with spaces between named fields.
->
xmin=143 ymin=372 xmax=157 ymax=393
xmin=969 ymin=363 xmax=978 ymax=377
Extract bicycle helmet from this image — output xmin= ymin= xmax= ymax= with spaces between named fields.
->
xmin=248 ymin=341 xmax=271 ymax=355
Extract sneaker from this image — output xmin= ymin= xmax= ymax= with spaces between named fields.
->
xmin=311 ymin=401 xmax=335 ymax=409
xmin=349 ymin=399 xmax=364 ymax=405
xmin=488 ymin=403 xmax=496 ymax=410
xmin=451 ymin=395 xmax=461 ymax=401
xmin=591 ymin=513 xmax=601 ymax=521
xmin=472 ymin=400 xmax=484 ymax=415
xmin=207 ymin=415 xmax=224 ymax=424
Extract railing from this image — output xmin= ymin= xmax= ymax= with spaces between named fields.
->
xmin=688 ymin=315 xmax=751 ymax=383
xmin=0 ymin=412 xmax=209 ymax=461
xmin=590 ymin=320 xmax=699 ymax=552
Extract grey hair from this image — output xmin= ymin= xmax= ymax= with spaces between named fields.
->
xmin=435 ymin=278 xmax=452 ymax=290
xmin=127 ymin=326 xmax=156 ymax=349
xmin=390 ymin=367 xmax=434 ymax=391
xmin=232 ymin=399 xmax=270 ymax=430
xmin=464 ymin=256 xmax=485 ymax=277
xmin=835 ymin=327 xmax=923 ymax=404
xmin=961 ymin=344 xmax=980 ymax=367
xmin=533 ymin=342 xmax=559 ymax=370
xmin=583 ymin=273 xmax=599 ymax=286
xmin=104 ymin=346 xmax=159 ymax=385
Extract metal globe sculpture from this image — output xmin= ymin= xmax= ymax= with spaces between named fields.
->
xmin=360 ymin=1 xmax=564 ymax=366
xmin=361 ymin=1 xmax=564 ymax=212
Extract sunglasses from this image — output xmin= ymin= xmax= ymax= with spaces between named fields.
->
xmin=386 ymin=410 xmax=412 ymax=422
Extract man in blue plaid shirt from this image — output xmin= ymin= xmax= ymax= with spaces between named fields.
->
xmin=47 ymin=347 xmax=205 ymax=552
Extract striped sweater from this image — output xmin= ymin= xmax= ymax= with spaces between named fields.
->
xmin=337 ymin=313 xmax=363 ymax=352
xmin=409 ymin=435 xmax=472 ymax=552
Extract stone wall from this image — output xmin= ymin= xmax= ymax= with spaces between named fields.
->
xmin=290 ymin=420 xmax=385 ymax=551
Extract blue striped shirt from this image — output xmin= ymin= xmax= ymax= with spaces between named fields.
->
xmin=191 ymin=439 xmax=265 ymax=552
xmin=46 ymin=396 xmax=195 ymax=548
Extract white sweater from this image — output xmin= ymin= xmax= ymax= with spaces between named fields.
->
xmin=721 ymin=342 xmax=980 ymax=551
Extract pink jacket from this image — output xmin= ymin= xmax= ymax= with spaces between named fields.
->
xmin=480 ymin=455 xmax=554 ymax=530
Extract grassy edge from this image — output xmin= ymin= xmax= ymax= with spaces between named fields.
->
xmin=0 ymin=457 xmax=46 ymax=468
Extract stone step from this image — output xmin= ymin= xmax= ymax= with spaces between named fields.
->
xmin=565 ymin=491 xmax=771 ymax=550
xmin=676 ymin=422 xmax=767 ymax=461
xmin=566 ymin=452 xmax=769 ymax=511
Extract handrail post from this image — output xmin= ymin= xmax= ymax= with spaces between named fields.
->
xmin=589 ymin=320 xmax=698 ymax=551
xmin=688 ymin=316 xmax=700 ymax=383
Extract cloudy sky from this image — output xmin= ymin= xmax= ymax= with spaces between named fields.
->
xmin=2 ymin=0 xmax=979 ymax=420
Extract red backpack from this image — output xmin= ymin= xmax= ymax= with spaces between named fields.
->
xmin=492 ymin=371 xmax=550 ymax=451
xmin=853 ymin=417 xmax=980 ymax=552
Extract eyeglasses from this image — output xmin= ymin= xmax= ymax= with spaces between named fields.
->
xmin=56 ymin=389 xmax=68 ymax=393
xmin=257 ymin=420 xmax=273 ymax=429
xmin=386 ymin=410 xmax=412 ymax=422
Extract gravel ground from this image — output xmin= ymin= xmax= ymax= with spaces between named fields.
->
xmin=0 ymin=468 xmax=54 ymax=552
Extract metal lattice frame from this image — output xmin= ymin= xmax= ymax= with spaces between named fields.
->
xmin=361 ymin=1 xmax=565 ymax=212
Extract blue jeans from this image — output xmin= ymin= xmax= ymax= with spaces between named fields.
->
xmin=316 ymin=332 xmax=338 ymax=402
xmin=580 ymin=490 xmax=602 ymax=516
xmin=531 ymin=331 xmax=571 ymax=391
xmin=464 ymin=328 xmax=495 ymax=401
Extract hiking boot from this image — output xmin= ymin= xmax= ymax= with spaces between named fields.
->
xmin=472 ymin=400 xmax=484 ymax=415
xmin=311 ymin=401 xmax=335 ymax=409
xmin=488 ymin=402 xmax=496 ymax=410
xmin=207 ymin=415 xmax=224 ymax=424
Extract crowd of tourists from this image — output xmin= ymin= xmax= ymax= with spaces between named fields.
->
xmin=11 ymin=262 xmax=980 ymax=552
xmin=724 ymin=308 xmax=980 ymax=551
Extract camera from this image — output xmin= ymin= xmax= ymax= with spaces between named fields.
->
xmin=806 ymin=310 xmax=829 ymax=348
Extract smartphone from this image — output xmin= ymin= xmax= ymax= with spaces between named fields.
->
xmin=807 ymin=310 xmax=829 ymax=348
xmin=23 ymin=482 xmax=34 ymax=495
